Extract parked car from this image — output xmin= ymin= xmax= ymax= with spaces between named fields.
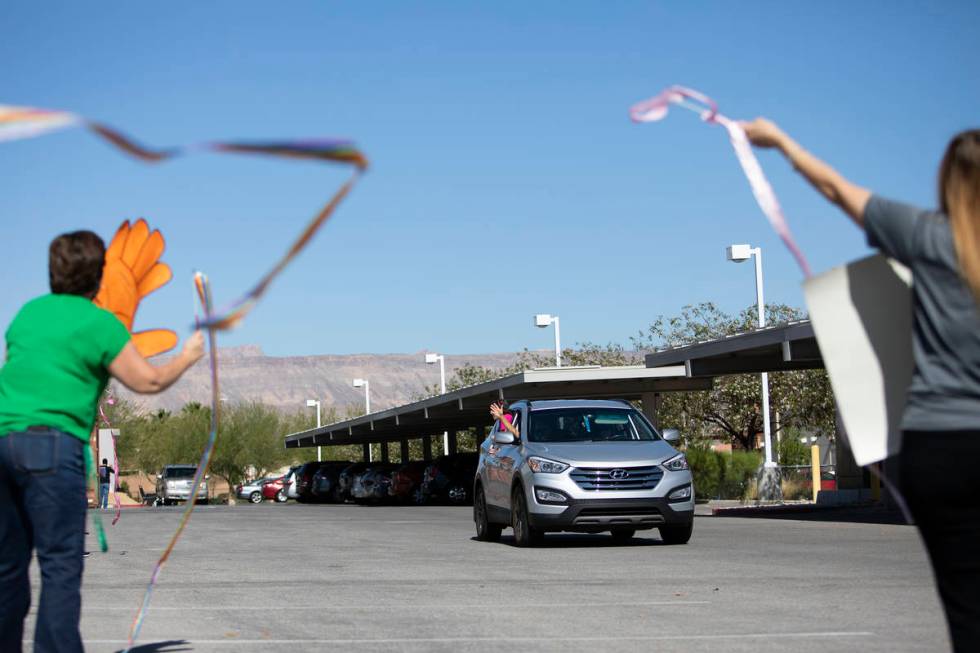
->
xmin=420 ymin=453 xmax=479 ymax=505
xmin=236 ymin=477 xmax=272 ymax=504
xmin=310 ymin=462 xmax=351 ymax=502
xmin=262 ymin=475 xmax=289 ymax=503
xmin=351 ymin=463 xmax=399 ymax=503
xmin=155 ymin=465 xmax=209 ymax=505
xmin=473 ymin=399 xmax=695 ymax=546
xmin=336 ymin=462 xmax=373 ymax=503
xmin=293 ymin=462 xmax=332 ymax=502
xmin=283 ymin=465 xmax=303 ymax=500
xmin=389 ymin=460 xmax=431 ymax=504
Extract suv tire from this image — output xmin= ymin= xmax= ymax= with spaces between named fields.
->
xmin=474 ymin=486 xmax=502 ymax=542
xmin=249 ymin=491 xmax=262 ymax=504
xmin=659 ymin=521 xmax=693 ymax=545
xmin=511 ymin=487 xmax=542 ymax=547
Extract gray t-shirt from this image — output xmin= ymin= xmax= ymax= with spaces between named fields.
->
xmin=865 ymin=195 xmax=980 ymax=431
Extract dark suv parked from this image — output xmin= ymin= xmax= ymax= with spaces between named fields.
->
xmin=336 ymin=462 xmax=373 ymax=503
xmin=311 ymin=462 xmax=352 ymax=502
xmin=420 ymin=453 xmax=479 ymax=505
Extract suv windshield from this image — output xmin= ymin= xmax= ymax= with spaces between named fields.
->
xmin=527 ymin=408 xmax=659 ymax=443
xmin=164 ymin=466 xmax=197 ymax=479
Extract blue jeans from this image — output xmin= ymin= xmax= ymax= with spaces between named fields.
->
xmin=99 ymin=483 xmax=109 ymax=509
xmin=0 ymin=429 xmax=86 ymax=653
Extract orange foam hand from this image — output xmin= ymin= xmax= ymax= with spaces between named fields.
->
xmin=94 ymin=219 xmax=178 ymax=358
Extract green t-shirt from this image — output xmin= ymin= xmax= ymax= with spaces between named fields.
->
xmin=0 ymin=294 xmax=130 ymax=441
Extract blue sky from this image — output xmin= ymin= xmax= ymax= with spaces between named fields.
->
xmin=2 ymin=1 xmax=977 ymax=356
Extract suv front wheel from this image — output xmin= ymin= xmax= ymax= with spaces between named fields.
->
xmin=511 ymin=487 xmax=542 ymax=547
xmin=659 ymin=521 xmax=693 ymax=545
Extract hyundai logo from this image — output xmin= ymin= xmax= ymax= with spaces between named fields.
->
xmin=609 ymin=468 xmax=629 ymax=480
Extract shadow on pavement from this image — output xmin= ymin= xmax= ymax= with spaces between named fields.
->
xmin=115 ymin=641 xmax=192 ymax=653
xmin=710 ymin=504 xmax=908 ymax=525
xmin=476 ymin=533 xmax=670 ymax=548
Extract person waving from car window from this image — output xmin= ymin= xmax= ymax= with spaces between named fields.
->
xmin=489 ymin=401 xmax=520 ymax=440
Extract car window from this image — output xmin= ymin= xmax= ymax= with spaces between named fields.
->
xmin=527 ymin=408 xmax=659 ymax=443
xmin=164 ymin=467 xmax=197 ymax=479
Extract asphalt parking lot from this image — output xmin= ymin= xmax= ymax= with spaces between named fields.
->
xmin=27 ymin=503 xmax=947 ymax=652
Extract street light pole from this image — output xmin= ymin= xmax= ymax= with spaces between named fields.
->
xmin=726 ymin=244 xmax=776 ymax=471
xmin=353 ymin=379 xmax=370 ymax=414
xmin=353 ymin=378 xmax=371 ymax=461
xmin=305 ymin=399 xmax=321 ymax=462
xmin=425 ymin=353 xmax=450 ymax=455
xmin=751 ymin=247 xmax=776 ymax=470
xmin=534 ymin=314 xmax=562 ymax=367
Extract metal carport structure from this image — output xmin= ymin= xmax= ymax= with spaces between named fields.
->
xmin=642 ymin=320 xmax=821 ymax=376
xmin=283 ymin=365 xmax=711 ymax=460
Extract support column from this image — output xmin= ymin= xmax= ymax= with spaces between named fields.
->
xmin=381 ymin=441 xmax=390 ymax=462
xmin=448 ymin=430 xmax=458 ymax=455
xmin=362 ymin=443 xmax=370 ymax=462
xmin=422 ymin=435 xmax=433 ymax=461
xmin=641 ymin=392 xmax=661 ymax=429
xmin=400 ymin=439 xmax=410 ymax=463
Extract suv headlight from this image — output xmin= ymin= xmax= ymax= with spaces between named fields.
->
xmin=527 ymin=457 xmax=569 ymax=474
xmin=662 ymin=454 xmax=689 ymax=472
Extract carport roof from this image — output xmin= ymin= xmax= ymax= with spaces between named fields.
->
xmin=284 ymin=364 xmax=710 ymax=448
xmin=643 ymin=320 xmax=823 ymax=377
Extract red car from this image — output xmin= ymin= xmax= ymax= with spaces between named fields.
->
xmin=261 ymin=475 xmax=289 ymax=503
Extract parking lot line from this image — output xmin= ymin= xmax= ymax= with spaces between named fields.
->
xmin=46 ymin=631 xmax=876 ymax=645
xmin=72 ymin=600 xmax=711 ymax=611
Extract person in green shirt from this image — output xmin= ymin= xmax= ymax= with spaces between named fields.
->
xmin=0 ymin=229 xmax=204 ymax=653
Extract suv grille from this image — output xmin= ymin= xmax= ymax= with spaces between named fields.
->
xmin=570 ymin=466 xmax=663 ymax=491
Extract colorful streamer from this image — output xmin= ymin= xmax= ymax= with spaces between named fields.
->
xmin=0 ymin=104 xmax=369 ymax=329
xmin=125 ymin=272 xmax=220 ymax=652
xmin=629 ymin=86 xmax=812 ymax=278
xmin=1 ymin=104 xmax=368 ymax=647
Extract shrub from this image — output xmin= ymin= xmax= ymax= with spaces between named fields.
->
xmin=685 ymin=444 xmax=720 ymax=500
xmin=719 ymin=450 xmax=762 ymax=500
xmin=777 ymin=430 xmax=812 ymax=467
xmin=781 ymin=477 xmax=811 ymax=500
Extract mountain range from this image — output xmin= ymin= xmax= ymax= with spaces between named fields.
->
xmin=112 ymin=345 xmax=524 ymax=414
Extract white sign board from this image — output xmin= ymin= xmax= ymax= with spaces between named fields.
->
xmin=803 ymin=254 xmax=914 ymax=466
xmin=97 ymin=428 xmax=120 ymax=470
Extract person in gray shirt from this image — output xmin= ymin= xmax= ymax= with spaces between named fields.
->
xmin=742 ymin=120 xmax=980 ymax=652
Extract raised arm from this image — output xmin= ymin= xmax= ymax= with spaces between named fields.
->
xmin=489 ymin=402 xmax=520 ymax=439
xmin=742 ymin=118 xmax=872 ymax=228
xmin=109 ymin=331 xmax=205 ymax=394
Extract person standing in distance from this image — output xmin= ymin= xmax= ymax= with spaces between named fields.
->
xmin=0 ymin=230 xmax=205 ymax=653
xmin=98 ymin=458 xmax=113 ymax=510
xmin=742 ymin=122 xmax=980 ymax=651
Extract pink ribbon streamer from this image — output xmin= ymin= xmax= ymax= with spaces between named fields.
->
xmin=630 ymin=85 xmax=812 ymax=278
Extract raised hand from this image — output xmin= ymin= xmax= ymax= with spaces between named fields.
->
xmin=94 ymin=219 xmax=178 ymax=358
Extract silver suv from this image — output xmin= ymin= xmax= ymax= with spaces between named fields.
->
xmin=474 ymin=399 xmax=694 ymax=546
xmin=155 ymin=464 xmax=209 ymax=505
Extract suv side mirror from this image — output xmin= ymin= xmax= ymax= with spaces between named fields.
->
xmin=493 ymin=431 xmax=515 ymax=445
xmin=662 ymin=428 xmax=681 ymax=443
